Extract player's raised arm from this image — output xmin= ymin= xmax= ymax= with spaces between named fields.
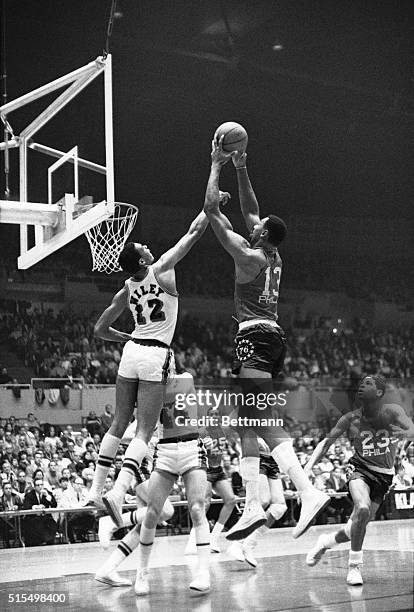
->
xmin=304 ymin=414 xmax=351 ymax=475
xmin=389 ymin=404 xmax=414 ymax=440
xmin=94 ymin=286 xmax=132 ymax=342
xmin=156 ymin=209 xmax=209 ymax=271
xmin=232 ymin=150 xmax=260 ymax=232
xmin=204 ymin=138 xmax=257 ymax=265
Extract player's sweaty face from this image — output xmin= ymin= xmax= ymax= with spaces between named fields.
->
xmin=249 ymin=218 xmax=267 ymax=246
xmin=357 ymin=377 xmax=377 ymax=400
xmin=136 ymin=243 xmax=154 ymax=264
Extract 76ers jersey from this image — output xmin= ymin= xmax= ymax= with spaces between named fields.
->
xmin=126 ymin=266 xmax=178 ymax=345
xmin=349 ymin=411 xmax=399 ymax=475
xmin=234 ymin=249 xmax=282 ymax=323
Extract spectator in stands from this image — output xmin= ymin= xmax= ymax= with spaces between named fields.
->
xmin=15 ymin=470 xmax=32 ymax=501
xmin=1 ymin=460 xmax=17 ymax=487
xmin=66 ymin=476 xmax=95 ymax=543
xmin=62 ymin=440 xmax=78 ymax=466
xmin=392 ymin=465 xmax=412 ymax=489
xmin=73 ymin=435 xmax=85 ymax=458
xmin=100 ymin=404 xmax=114 ymax=432
xmin=326 ymin=467 xmax=347 ymax=492
xmin=44 ymin=461 xmax=61 ymax=491
xmin=26 ymin=412 xmax=41 ymax=431
xmin=44 ymin=425 xmax=60 ymax=454
xmin=0 ymin=481 xmax=21 ymax=511
xmin=23 ymin=478 xmax=57 ymax=546
xmin=0 ymin=367 xmax=13 ymax=385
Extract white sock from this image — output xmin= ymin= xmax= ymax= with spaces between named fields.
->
xmin=89 ymin=433 xmax=120 ymax=497
xmin=195 ymin=519 xmax=210 ymax=572
xmin=112 ymin=438 xmax=148 ymax=497
xmin=187 ymin=527 xmax=196 ymax=545
xmin=240 ymin=457 xmax=260 ymax=506
xmin=137 ymin=524 xmax=156 ymax=572
xmin=122 ymin=506 xmax=147 ymax=528
xmin=211 ymin=522 xmax=224 ymax=538
xmin=102 ymin=526 xmax=140 ymax=572
xmin=349 ymin=550 xmax=363 ymax=566
xmin=319 ymin=532 xmax=338 ymax=549
xmin=271 ymin=441 xmax=313 ymax=494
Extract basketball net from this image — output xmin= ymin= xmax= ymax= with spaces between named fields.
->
xmin=85 ymin=202 xmax=138 ymax=274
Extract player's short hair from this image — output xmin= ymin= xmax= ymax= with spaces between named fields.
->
xmin=118 ymin=242 xmax=141 ymax=275
xmin=265 ymin=215 xmax=287 ymax=246
xmin=372 ymin=374 xmax=386 ymax=397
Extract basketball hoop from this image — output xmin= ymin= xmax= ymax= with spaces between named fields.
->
xmin=85 ymin=202 xmax=138 ymax=274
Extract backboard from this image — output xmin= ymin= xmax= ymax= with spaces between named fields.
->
xmin=0 ymin=55 xmax=115 ymax=269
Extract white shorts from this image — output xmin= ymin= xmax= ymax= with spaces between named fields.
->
xmin=118 ymin=341 xmax=175 ymax=382
xmin=153 ymin=438 xmax=207 ymax=477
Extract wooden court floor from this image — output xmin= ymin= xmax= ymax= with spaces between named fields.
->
xmin=0 ymin=520 xmax=413 ymax=611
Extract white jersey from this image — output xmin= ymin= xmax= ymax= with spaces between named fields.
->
xmin=126 ymin=266 xmax=178 ymax=345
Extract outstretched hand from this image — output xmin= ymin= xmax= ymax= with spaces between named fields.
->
xmin=211 ymin=136 xmax=232 ymax=166
xmin=390 ymin=424 xmax=411 ymax=439
xmin=232 ymin=150 xmax=247 ymax=169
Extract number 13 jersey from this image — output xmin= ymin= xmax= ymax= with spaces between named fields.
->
xmin=234 ymin=248 xmax=282 ymax=324
xmin=126 ymin=266 xmax=178 ymax=345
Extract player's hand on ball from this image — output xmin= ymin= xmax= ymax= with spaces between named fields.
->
xmin=211 ymin=136 xmax=232 ymax=166
xmin=232 ymin=150 xmax=247 ymax=169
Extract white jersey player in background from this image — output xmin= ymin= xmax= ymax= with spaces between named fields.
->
xmin=86 ymin=202 xmax=216 ymax=520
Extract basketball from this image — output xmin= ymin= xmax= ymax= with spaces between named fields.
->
xmin=215 ymin=121 xmax=248 ymax=152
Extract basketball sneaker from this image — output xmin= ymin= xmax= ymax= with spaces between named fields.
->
xmin=227 ymin=541 xmax=245 ymax=562
xmin=102 ymin=490 xmax=124 ymax=529
xmin=135 ymin=569 xmax=150 ymax=596
xmin=347 ymin=564 xmax=363 ymax=586
xmin=98 ymin=515 xmax=117 ymax=549
xmin=225 ymin=503 xmax=267 ymax=541
xmin=95 ymin=569 xmax=132 ymax=587
xmin=210 ymin=535 xmax=221 ymax=553
xmin=189 ymin=571 xmax=210 ymax=592
xmin=84 ymin=494 xmax=105 ymax=512
xmin=242 ymin=540 xmax=258 ymax=568
xmin=292 ymin=489 xmax=330 ymax=539
xmin=306 ymin=534 xmax=330 ymax=566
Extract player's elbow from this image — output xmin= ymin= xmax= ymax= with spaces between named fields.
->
xmin=94 ymin=321 xmax=105 ymax=338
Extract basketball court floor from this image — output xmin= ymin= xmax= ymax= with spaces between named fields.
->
xmin=1 ymin=520 xmax=412 ymax=611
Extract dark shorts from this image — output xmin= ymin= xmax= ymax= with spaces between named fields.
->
xmin=135 ymin=456 xmax=152 ymax=485
xmin=207 ymin=465 xmax=227 ymax=485
xmin=346 ymin=460 xmax=393 ymax=505
xmin=233 ymin=323 xmax=287 ymax=378
xmin=259 ymin=454 xmax=280 ymax=480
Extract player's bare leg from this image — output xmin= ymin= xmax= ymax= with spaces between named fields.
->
xmin=184 ymin=469 xmax=211 ymax=593
xmin=98 ymin=480 xmax=174 ymax=549
xmin=134 ymin=471 xmax=173 ymax=596
xmin=229 ymin=474 xmax=287 ymax=567
xmin=306 ymin=479 xmax=379 ymax=586
xmin=87 ymin=376 xmax=137 ymax=507
xmin=103 ymin=381 xmax=165 ymax=527
xmin=226 ymin=370 xmax=267 ymax=541
xmin=242 ymin=476 xmax=287 ymax=567
xmin=209 ymin=479 xmax=237 ymax=552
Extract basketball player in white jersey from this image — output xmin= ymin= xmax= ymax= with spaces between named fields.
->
xmin=86 ymin=202 xmax=221 ymax=522
xmin=203 ymin=135 xmax=329 ymax=541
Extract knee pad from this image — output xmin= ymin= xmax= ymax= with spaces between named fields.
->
xmin=268 ymin=502 xmax=287 ymax=521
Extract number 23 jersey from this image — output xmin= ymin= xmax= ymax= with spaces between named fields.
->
xmin=348 ymin=410 xmax=399 ymax=475
xmin=126 ymin=266 xmax=178 ymax=345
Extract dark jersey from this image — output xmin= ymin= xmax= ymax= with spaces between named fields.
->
xmin=205 ymin=426 xmax=228 ymax=468
xmin=234 ymin=248 xmax=282 ymax=324
xmin=347 ymin=407 xmax=399 ymax=476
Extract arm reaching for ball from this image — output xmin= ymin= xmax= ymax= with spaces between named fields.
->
xmin=232 ymin=150 xmax=261 ymax=233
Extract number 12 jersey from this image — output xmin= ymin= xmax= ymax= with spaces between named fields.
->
xmin=126 ymin=266 xmax=178 ymax=345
